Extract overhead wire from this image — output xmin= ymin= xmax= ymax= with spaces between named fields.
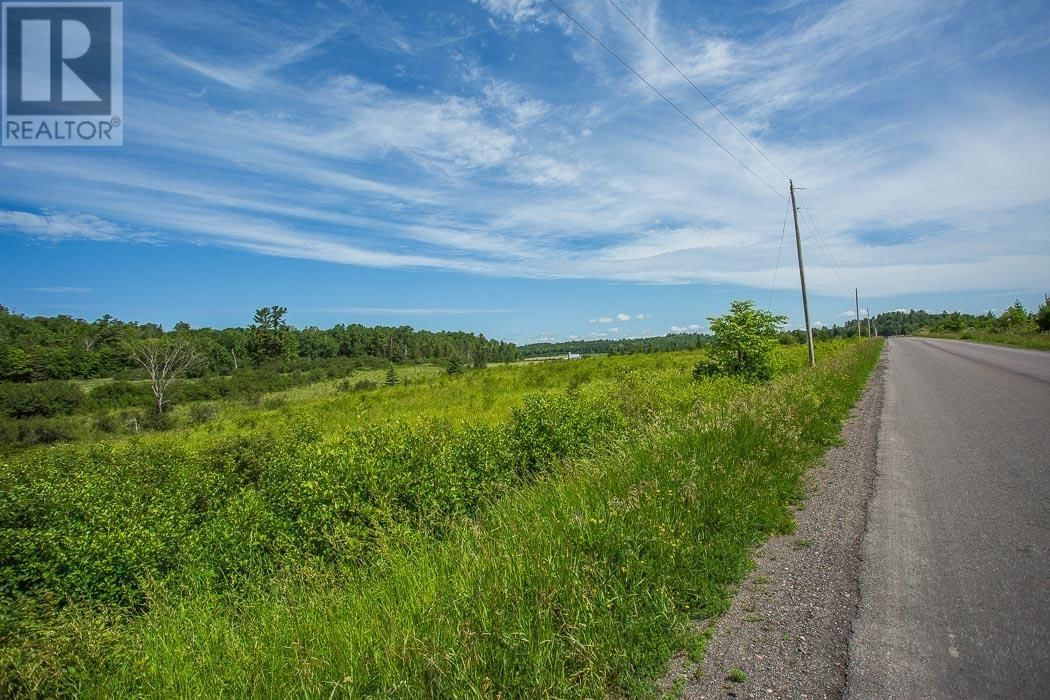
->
xmin=545 ymin=0 xmax=786 ymax=201
xmin=803 ymin=184 xmax=1050 ymax=192
xmin=800 ymin=207 xmax=1050 ymax=214
xmin=604 ymin=0 xmax=790 ymax=181
xmin=795 ymin=189 xmax=854 ymax=295
xmin=768 ymin=200 xmax=791 ymax=309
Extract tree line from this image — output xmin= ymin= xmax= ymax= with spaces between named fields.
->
xmin=0 ymin=305 xmax=519 ymax=382
xmin=519 ymin=333 xmax=709 ymax=358
xmin=777 ymin=299 xmax=1050 ymax=342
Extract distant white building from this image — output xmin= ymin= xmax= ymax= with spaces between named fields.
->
xmin=566 ymin=352 xmax=581 ymax=360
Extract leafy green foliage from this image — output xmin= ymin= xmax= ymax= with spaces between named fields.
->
xmin=0 ymin=339 xmax=880 ymax=697
xmin=1037 ymin=296 xmax=1050 ymax=333
xmin=520 ymin=333 xmax=709 ymax=358
xmin=0 ymin=381 xmax=84 ymax=418
xmin=998 ymin=300 xmax=1036 ymax=333
xmin=0 ymin=305 xmax=520 ymax=382
xmin=694 ymin=300 xmax=787 ymax=381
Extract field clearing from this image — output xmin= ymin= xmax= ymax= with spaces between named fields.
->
xmin=0 ymin=338 xmax=880 ymax=696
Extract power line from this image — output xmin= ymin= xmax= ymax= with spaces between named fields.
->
xmin=769 ymin=200 xmax=791 ymax=309
xmin=803 ymin=184 xmax=1050 ymax=192
xmin=795 ymin=190 xmax=853 ymax=295
xmin=605 ymin=0 xmax=790 ymax=180
xmin=546 ymin=0 xmax=786 ymax=201
xmin=800 ymin=207 xmax=1050 ymax=214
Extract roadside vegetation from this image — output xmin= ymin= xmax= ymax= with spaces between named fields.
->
xmin=0 ymin=301 xmax=882 ymax=696
xmin=916 ymin=298 xmax=1050 ymax=350
xmin=783 ymin=298 xmax=1050 ymax=351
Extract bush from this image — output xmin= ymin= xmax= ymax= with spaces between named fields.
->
xmin=189 ymin=403 xmax=219 ymax=425
xmin=92 ymin=412 xmax=121 ymax=434
xmin=695 ymin=300 xmax=786 ymax=382
xmin=262 ymin=397 xmax=287 ymax=411
xmin=86 ymin=381 xmax=152 ymax=411
xmin=353 ymin=379 xmax=378 ymax=392
xmin=139 ymin=410 xmax=174 ymax=432
xmin=14 ymin=417 xmax=77 ymax=446
xmin=1037 ymin=296 xmax=1050 ymax=332
xmin=0 ymin=381 xmax=84 ymax=418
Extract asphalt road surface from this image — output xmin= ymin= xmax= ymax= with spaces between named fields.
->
xmin=847 ymin=338 xmax=1050 ymax=698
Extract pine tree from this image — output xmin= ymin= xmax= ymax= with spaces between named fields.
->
xmin=446 ymin=354 xmax=462 ymax=375
xmin=385 ymin=366 xmax=400 ymax=386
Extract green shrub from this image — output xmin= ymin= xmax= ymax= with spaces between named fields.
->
xmin=85 ymin=381 xmax=152 ymax=411
xmin=92 ymin=412 xmax=121 ymax=434
xmin=0 ymin=381 xmax=84 ymax=418
xmin=696 ymin=300 xmax=786 ymax=381
xmin=189 ymin=403 xmax=219 ymax=425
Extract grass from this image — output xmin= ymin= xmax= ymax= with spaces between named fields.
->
xmin=925 ymin=330 xmax=1050 ymax=351
xmin=727 ymin=668 xmax=748 ymax=683
xmin=0 ymin=339 xmax=881 ymax=697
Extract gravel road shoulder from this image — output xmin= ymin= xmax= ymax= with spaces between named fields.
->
xmin=662 ymin=352 xmax=885 ymax=699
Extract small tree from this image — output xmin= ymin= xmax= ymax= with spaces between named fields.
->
xmin=248 ymin=306 xmax=297 ymax=365
xmin=1035 ymin=295 xmax=1050 ymax=332
xmin=694 ymin=300 xmax=786 ymax=381
xmin=385 ymin=366 xmax=400 ymax=386
xmin=998 ymin=300 xmax=1034 ymax=333
xmin=446 ymin=354 xmax=463 ymax=375
xmin=127 ymin=339 xmax=200 ymax=414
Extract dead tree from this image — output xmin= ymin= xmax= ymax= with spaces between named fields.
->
xmin=127 ymin=339 xmax=199 ymax=414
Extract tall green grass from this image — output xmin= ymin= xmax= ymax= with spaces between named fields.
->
xmin=0 ymin=339 xmax=879 ymax=696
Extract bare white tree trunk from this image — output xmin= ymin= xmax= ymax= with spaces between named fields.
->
xmin=127 ymin=340 xmax=200 ymax=414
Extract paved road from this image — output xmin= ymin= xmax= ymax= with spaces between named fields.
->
xmin=847 ymin=338 xmax=1050 ymax=698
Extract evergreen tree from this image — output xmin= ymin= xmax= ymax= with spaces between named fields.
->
xmin=385 ymin=366 xmax=400 ymax=386
xmin=446 ymin=355 xmax=463 ymax=375
xmin=1036 ymin=295 xmax=1050 ymax=332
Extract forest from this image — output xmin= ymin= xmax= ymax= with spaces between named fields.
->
xmin=0 ymin=304 xmax=518 ymax=382
xmin=0 ymin=305 xmax=517 ymax=451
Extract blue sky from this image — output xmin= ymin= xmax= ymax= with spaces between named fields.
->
xmin=1 ymin=0 xmax=1048 ymax=344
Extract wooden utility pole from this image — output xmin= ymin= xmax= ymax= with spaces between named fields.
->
xmin=866 ymin=308 xmax=872 ymax=337
xmin=790 ymin=180 xmax=815 ymax=367
xmin=855 ymin=288 xmax=862 ymax=339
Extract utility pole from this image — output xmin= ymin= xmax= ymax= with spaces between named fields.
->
xmin=855 ymin=288 xmax=862 ymax=339
xmin=866 ymin=308 xmax=872 ymax=337
xmin=790 ymin=180 xmax=815 ymax=367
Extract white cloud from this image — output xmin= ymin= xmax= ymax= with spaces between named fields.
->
xmin=615 ymin=313 xmax=631 ymax=321
xmin=0 ymin=210 xmax=151 ymax=242
xmin=22 ymin=287 xmax=93 ymax=293
xmin=296 ymin=307 xmax=515 ymax=315
xmin=670 ymin=323 xmax=702 ymax=333
xmin=1 ymin=0 xmax=1047 ymax=304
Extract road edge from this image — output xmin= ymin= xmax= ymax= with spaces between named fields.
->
xmin=662 ymin=343 xmax=887 ymax=699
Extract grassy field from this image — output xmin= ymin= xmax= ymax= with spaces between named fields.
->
xmin=0 ymin=339 xmax=881 ymax=697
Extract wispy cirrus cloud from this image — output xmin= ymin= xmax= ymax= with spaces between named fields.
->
xmin=2 ymin=0 xmax=1048 ymax=306
xmin=21 ymin=287 xmax=93 ymax=294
